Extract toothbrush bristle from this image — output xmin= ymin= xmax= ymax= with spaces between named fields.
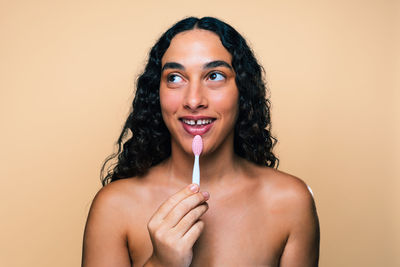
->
xmin=192 ymin=135 xmax=203 ymax=156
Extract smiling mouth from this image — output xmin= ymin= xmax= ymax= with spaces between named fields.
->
xmin=179 ymin=118 xmax=216 ymax=135
xmin=180 ymin=118 xmax=215 ymax=126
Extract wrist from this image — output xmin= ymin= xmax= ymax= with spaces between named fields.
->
xmin=143 ymin=255 xmax=163 ymax=267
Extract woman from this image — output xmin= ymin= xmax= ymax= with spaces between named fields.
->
xmin=82 ymin=17 xmax=320 ymax=267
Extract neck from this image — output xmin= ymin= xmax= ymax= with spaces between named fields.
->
xmin=163 ymin=135 xmax=243 ymax=191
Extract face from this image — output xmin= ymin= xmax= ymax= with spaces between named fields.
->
xmin=160 ymin=29 xmax=239 ymax=155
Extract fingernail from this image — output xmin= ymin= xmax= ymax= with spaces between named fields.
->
xmin=202 ymin=191 xmax=210 ymax=199
xmin=189 ymin=184 xmax=199 ymax=192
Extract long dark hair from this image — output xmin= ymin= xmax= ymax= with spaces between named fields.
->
xmin=101 ymin=16 xmax=278 ymax=186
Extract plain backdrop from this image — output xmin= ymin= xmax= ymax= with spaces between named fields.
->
xmin=0 ymin=0 xmax=399 ymax=266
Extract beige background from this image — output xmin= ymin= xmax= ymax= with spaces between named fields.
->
xmin=0 ymin=0 xmax=398 ymax=266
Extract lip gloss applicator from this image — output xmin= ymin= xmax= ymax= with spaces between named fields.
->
xmin=192 ymin=135 xmax=203 ymax=186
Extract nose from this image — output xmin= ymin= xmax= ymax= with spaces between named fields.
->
xmin=183 ymin=80 xmax=208 ymax=111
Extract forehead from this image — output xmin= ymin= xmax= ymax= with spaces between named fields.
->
xmin=161 ymin=29 xmax=232 ymax=66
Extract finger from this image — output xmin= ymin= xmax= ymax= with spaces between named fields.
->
xmin=182 ymin=220 xmax=205 ymax=248
xmin=151 ymin=184 xmax=199 ymax=223
xmin=163 ymin=191 xmax=209 ymax=228
xmin=173 ymin=202 xmax=209 ymax=237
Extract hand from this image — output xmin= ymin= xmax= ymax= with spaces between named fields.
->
xmin=145 ymin=184 xmax=209 ymax=267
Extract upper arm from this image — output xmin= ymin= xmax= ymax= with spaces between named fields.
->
xmin=279 ymin=181 xmax=320 ymax=267
xmin=82 ymin=185 xmax=132 ymax=267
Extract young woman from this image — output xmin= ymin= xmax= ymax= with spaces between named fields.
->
xmin=82 ymin=17 xmax=320 ymax=267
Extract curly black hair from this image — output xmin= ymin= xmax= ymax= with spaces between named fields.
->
xmin=101 ymin=16 xmax=278 ymax=186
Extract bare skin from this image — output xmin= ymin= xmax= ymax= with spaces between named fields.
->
xmin=82 ymin=29 xmax=320 ymax=267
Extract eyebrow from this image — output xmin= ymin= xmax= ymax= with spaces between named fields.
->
xmin=161 ymin=60 xmax=233 ymax=72
xmin=161 ymin=62 xmax=184 ymax=72
xmin=204 ymin=60 xmax=233 ymax=70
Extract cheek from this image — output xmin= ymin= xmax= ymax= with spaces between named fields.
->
xmin=213 ymin=90 xmax=239 ymax=119
xmin=159 ymin=89 xmax=181 ymax=121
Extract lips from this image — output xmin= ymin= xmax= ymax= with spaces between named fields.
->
xmin=179 ymin=116 xmax=216 ymax=136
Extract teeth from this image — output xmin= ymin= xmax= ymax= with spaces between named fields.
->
xmin=182 ymin=119 xmax=213 ymax=126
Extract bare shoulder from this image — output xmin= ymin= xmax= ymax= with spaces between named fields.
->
xmin=242 ymin=161 xmax=318 ymax=230
xmin=242 ymin=161 xmax=314 ymax=206
xmin=84 ymin=178 xmax=145 ymax=241
xmin=261 ymin=168 xmax=315 ymax=208
xmin=90 ymin=178 xmax=144 ymax=217
xmin=82 ymin=178 xmax=149 ymax=266
xmin=247 ymin=165 xmax=320 ymax=265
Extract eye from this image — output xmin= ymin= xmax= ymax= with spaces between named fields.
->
xmin=208 ymin=72 xmax=225 ymax=81
xmin=167 ymin=74 xmax=183 ymax=83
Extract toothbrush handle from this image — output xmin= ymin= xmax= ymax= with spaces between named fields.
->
xmin=192 ymin=155 xmax=200 ymax=186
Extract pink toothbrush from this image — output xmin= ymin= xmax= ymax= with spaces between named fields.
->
xmin=192 ymin=135 xmax=203 ymax=185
